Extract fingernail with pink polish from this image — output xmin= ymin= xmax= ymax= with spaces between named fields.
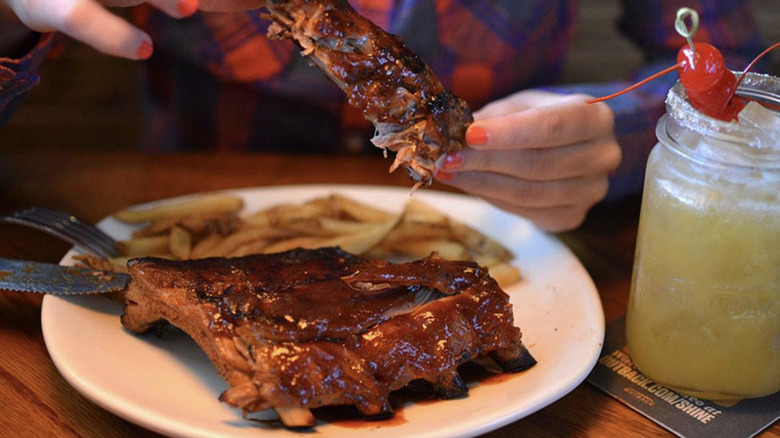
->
xmin=466 ymin=125 xmax=488 ymax=146
xmin=435 ymin=170 xmax=456 ymax=182
xmin=441 ymin=152 xmax=463 ymax=171
xmin=177 ymin=0 xmax=198 ymax=16
xmin=137 ymin=41 xmax=153 ymax=59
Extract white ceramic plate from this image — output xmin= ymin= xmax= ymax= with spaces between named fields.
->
xmin=41 ymin=185 xmax=604 ymax=438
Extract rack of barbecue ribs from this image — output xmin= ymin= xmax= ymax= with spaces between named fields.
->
xmin=121 ymin=247 xmax=535 ymax=428
xmin=262 ymin=0 xmax=474 ymax=190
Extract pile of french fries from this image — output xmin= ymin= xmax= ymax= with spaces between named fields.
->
xmin=102 ymin=193 xmax=521 ymax=288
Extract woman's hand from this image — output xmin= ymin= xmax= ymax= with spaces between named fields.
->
xmin=1 ymin=0 xmax=265 ymax=59
xmin=435 ymin=90 xmax=621 ymax=232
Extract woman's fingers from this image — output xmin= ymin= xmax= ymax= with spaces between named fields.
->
xmin=479 ymin=196 xmax=592 ymax=233
xmin=468 ymin=94 xmax=614 ymax=151
xmin=9 ymin=0 xmax=200 ymax=60
xmin=438 ymin=170 xmax=609 ymax=209
xmin=11 ymin=0 xmax=150 ymax=58
xmin=61 ymin=0 xmax=152 ymax=59
xmin=473 ymin=89 xmax=567 ymax=120
xmin=144 ymin=0 xmax=197 ymax=18
xmin=436 ymin=170 xmax=609 ymax=232
xmin=440 ymin=138 xmax=621 ymax=181
xmin=434 ymin=90 xmax=620 ymax=232
xmin=40 ymin=0 xmax=154 ymax=58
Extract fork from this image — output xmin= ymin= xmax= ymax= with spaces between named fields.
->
xmin=0 ymin=207 xmax=120 ymax=258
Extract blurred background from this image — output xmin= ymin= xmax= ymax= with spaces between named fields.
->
xmin=1 ymin=0 xmax=778 ymax=153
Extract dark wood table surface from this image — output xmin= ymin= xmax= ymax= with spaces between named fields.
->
xmin=0 ymin=151 xmax=776 ymax=438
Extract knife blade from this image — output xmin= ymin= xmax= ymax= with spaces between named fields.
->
xmin=0 ymin=258 xmax=129 ymax=295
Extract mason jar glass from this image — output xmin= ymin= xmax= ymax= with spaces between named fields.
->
xmin=625 ymin=73 xmax=780 ymax=401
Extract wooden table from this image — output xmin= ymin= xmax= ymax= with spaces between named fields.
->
xmin=0 ymin=152 xmax=776 ymax=438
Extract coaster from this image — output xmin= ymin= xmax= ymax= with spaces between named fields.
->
xmin=587 ymin=316 xmax=780 ymax=438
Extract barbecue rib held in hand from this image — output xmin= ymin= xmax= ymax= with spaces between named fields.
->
xmin=263 ymin=0 xmax=474 ymax=189
xmin=121 ymin=247 xmax=535 ymax=428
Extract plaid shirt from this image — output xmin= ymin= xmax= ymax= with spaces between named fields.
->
xmin=0 ymin=0 xmax=766 ymax=198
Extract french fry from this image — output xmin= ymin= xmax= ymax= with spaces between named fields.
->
xmin=169 ymin=225 xmax=192 ymax=259
xmin=378 ymin=200 xmax=452 ymax=248
xmin=473 ymin=253 xmax=503 ymax=268
xmin=132 ymin=214 xmax=239 ymax=238
xmin=107 ymin=256 xmax=134 ymax=272
xmin=487 ymin=263 xmax=522 ymax=289
xmin=118 ymin=235 xmax=171 ymax=256
xmin=198 ymin=227 xmax=294 ymax=258
xmin=104 ymin=192 xmax=521 ymax=288
xmin=114 ymin=195 xmax=243 ymax=223
xmin=261 ymin=236 xmax=332 ymax=254
xmin=449 ymin=222 xmax=513 ymax=262
xmin=276 ymin=217 xmax=387 ymax=237
xmin=244 ymin=202 xmax=331 ymax=227
xmin=328 ymin=194 xmax=395 ymax=223
xmin=319 ymin=217 xmax=386 ymax=235
xmin=379 ymin=221 xmax=451 ymax=248
xmin=176 ymin=214 xmax=240 ymax=235
xmin=401 ymin=198 xmax=449 ymax=223
xmin=132 ymin=216 xmax=180 ymax=238
xmin=228 ymin=239 xmax=273 ymax=257
xmin=190 ymin=233 xmax=224 ymax=258
xmin=317 ymin=217 xmax=400 ymax=254
xmin=387 ymin=238 xmax=469 ymax=260
xmin=271 ymin=217 xmax=337 ymax=237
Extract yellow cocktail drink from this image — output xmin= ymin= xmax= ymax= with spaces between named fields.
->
xmin=626 ymin=75 xmax=780 ymax=401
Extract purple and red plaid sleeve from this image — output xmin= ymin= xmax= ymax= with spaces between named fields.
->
xmin=1 ymin=0 xmax=768 ymax=199
xmin=0 ymin=33 xmax=56 ymax=125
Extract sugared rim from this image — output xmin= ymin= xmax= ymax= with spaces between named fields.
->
xmin=665 ymin=72 xmax=780 ymax=142
xmin=662 ymin=72 xmax=780 ymax=170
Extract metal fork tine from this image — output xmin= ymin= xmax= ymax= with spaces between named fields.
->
xmin=1 ymin=207 xmax=119 ymax=258
xmin=22 ymin=216 xmax=110 ymax=257
xmin=1 ymin=215 xmax=107 ymax=257
xmin=26 ymin=208 xmax=117 ymax=253
xmin=33 ymin=216 xmax=116 ymax=257
xmin=28 ymin=208 xmax=119 ymax=257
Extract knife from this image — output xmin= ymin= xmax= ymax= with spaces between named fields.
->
xmin=0 ymin=258 xmax=129 ymax=295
